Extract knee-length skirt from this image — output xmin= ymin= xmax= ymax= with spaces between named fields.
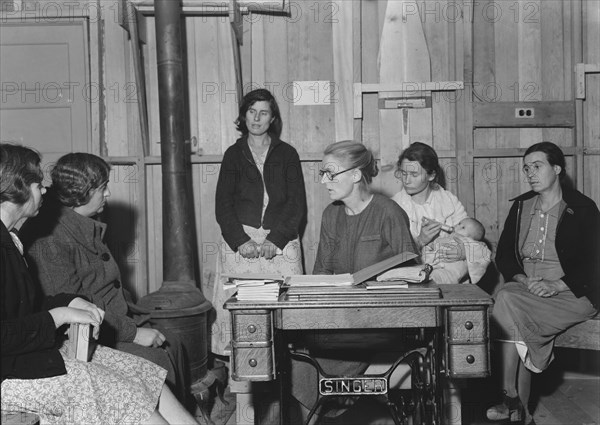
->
xmin=492 ymin=282 xmax=597 ymax=372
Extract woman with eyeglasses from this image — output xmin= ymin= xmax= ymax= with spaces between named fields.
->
xmin=291 ymin=140 xmax=419 ymax=421
xmin=487 ymin=142 xmax=599 ymax=424
xmin=213 ymin=88 xmax=306 ymax=355
xmin=313 ymin=140 xmax=417 ymax=273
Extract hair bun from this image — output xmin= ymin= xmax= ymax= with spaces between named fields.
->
xmin=368 ymin=152 xmax=379 ymax=178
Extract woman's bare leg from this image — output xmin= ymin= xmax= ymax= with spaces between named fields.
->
xmin=487 ymin=341 xmax=522 ymax=420
xmin=517 ymin=362 xmax=533 ymax=420
xmin=500 ymin=342 xmax=520 ymax=398
xmin=141 ymin=409 xmax=169 ymax=425
xmin=157 ymin=384 xmax=199 ymax=424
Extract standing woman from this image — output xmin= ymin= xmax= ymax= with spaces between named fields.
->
xmin=212 ymin=88 xmax=306 ymax=355
xmin=22 ymin=153 xmax=187 ymax=401
xmin=1 ymin=144 xmax=197 ymax=425
xmin=489 ymin=142 xmax=599 ymax=423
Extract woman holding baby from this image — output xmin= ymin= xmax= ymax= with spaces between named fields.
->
xmin=392 ymin=142 xmax=491 ymax=283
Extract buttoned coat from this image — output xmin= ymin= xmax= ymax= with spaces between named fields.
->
xmin=22 ymin=196 xmax=137 ymax=344
xmin=1 ymin=221 xmax=77 ymax=382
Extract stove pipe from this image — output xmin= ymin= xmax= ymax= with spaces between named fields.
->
xmin=138 ymin=0 xmax=211 ymax=385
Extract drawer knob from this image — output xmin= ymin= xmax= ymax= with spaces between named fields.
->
xmin=249 ymin=358 xmax=257 ymax=367
xmin=247 ymin=325 xmax=257 ymax=334
xmin=466 ymin=355 xmax=475 ymax=364
xmin=464 ymin=321 xmax=473 ymax=330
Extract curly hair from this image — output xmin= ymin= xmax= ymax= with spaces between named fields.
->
xmin=51 ymin=153 xmax=110 ymax=207
xmin=0 ymin=144 xmax=44 ymax=205
xmin=235 ymin=88 xmax=282 ymax=139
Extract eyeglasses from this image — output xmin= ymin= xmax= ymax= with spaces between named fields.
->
xmin=319 ymin=167 xmax=355 ymax=181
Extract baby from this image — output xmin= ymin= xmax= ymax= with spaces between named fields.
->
xmin=422 ymin=217 xmax=490 ymax=284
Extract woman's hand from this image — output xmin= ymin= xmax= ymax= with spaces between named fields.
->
xmin=134 ymin=327 xmax=166 ymax=348
xmin=527 ymin=278 xmax=568 ymax=298
xmin=68 ymin=297 xmax=105 ymax=324
xmin=239 ymin=240 xmax=260 ymax=259
xmin=514 ymin=274 xmax=543 ymax=286
xmin=417 ymin=218 xmax=442 ymax=247
xmin=260 ymin=240 xmax=278 ymax=260
xmin=49 ymin=306 xmax=104 ymax=339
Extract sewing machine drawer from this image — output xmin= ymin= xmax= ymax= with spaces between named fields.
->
xmin=447 ymin=308 xmax=487 ymax=343
xmin=231 ymin=344 xmax=275 ymax=381
xmin=447 ymin=343 xmax=489 ymax=377
xmin=232 ymin=310 xmax=272 ymax=343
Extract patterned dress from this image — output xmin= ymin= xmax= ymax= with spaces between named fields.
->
xmin=1 ymin=227 xmax=167 ymax=424
xmin=2 ymin=346 xmax=167 ymax=424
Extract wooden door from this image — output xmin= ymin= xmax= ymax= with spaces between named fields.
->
xmin=0 ymin=19 xmax=91 ymax=178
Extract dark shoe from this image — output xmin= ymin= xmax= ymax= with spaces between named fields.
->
xmin=486 ymin=392 xmax=525 ymax=423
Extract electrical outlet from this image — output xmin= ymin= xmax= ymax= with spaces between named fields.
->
xmin=515 ymin=108 xmax=535 ymax=118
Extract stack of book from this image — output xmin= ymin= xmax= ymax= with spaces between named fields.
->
xmin=236 ymin=279 xmax=281 ymax=301
xmin=223 ymin=274 xmax=284 ymax=301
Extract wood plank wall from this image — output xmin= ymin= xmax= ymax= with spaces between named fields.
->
xmin=473 ymin=0 xmax=576 ymax=248
xmin=583 ymin=0 xmax=600 ymax=205
xmin=97 ymin=0 xmax=600 ymax=300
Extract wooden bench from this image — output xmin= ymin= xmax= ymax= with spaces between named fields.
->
xmin=554 ymin=315 xmax=600 ymax=350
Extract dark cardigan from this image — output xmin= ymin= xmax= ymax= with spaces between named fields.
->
xmin=1 ymin=221 xmax=77 ymax=382
xmin=215 ymin=136 xmax=306 ymax=251
xmin=495 ymin=188 xmax=600 ymax=309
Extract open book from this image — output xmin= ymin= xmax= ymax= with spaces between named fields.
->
xmin=285 ymin=252 xmax=418 ymax=287
xmin=376 ymin=264 xmax=433 ymax=283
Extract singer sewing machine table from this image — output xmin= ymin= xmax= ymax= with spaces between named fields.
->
xmin=225 ymin=283 xmax=493 ymax=425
